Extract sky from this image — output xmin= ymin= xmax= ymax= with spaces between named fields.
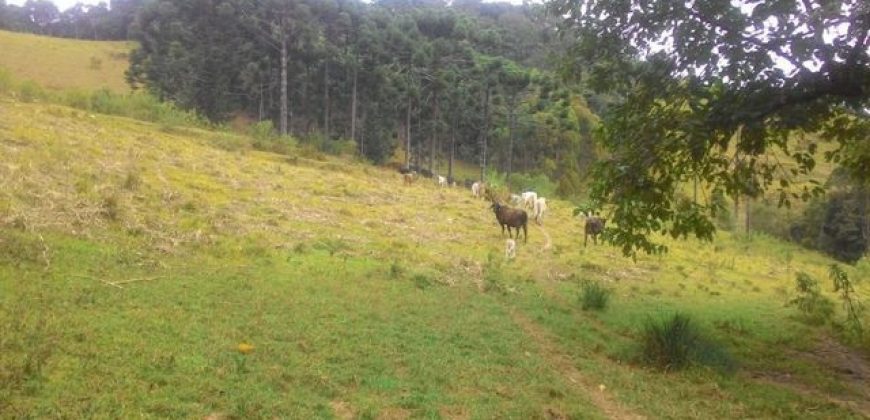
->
xmin=7 ymin=0 xmax=104 ymax=10
xmin=7 ymin=0 xmax=533 ymax=11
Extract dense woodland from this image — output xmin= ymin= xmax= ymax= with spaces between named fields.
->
xmin=124 ymin=0 xmax=599 ymax=197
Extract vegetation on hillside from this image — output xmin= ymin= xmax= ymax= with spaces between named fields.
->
xmin=0 ymin=29 xmax=131 ymax=92
xmin=1 ymin=93 xmax=869 ymax=418
xmin=1 ymin=1 xmax=869 ymax=417
xmin=549 ymin=0 xmax=870 ymax=257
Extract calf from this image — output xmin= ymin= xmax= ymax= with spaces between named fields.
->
xmin=584 ymin=217 xmax=606 ymax=246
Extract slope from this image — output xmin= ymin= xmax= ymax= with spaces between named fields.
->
xmin=0 ymin=29 xmax=131 ymax=92
xmin=1 ymin=97 xmax=868 ymax=418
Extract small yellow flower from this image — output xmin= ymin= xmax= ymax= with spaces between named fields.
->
xmin=237 ymin=342 xmax=255 ymax=354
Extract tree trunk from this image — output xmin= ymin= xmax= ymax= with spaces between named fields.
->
xmin=480 ymin=87 xmax=490 ymax=182
xmin=323 ymin=59 xmax=330 ymax=139
xmin=258 ymin=84 xmax=265 ymax=121
xmin=429 ymin=92 xmax=439 ymax=172
xmin=745 ymin=197 xmax=751 ymax=234
xmin=280 ymin=35 xmax=288 ymax=136
xmin=449 ymin=111 xmax=456 ymax=181
xmin=359 ymin=110 xmax=365 ymax=157
xmin=733 ymin=194 xmax=740 ymax=232
xmin=405 ymin=95 xmax=412 ymax=170
xmin=507 ymin=102 xmax=515 ymax=186
xmin=351 ymin=65 xmax=358 ymax=144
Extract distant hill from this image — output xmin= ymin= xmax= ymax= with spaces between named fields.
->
xmin=0 ymin=29 xmax=131 ymax=92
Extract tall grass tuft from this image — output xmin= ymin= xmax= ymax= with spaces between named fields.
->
xmin=641 ymin=313 xmax=736 ymax=373
xmin=579 ymin=279 xmax=611 ymax=311
xmin=483 ymin=253 xmax=508 ymax=294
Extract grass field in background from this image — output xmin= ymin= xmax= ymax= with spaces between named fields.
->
xmin=1 ymin=95 xmax=868 ymax=418
xmin=0 ymin=30 xmax=131 ymax=92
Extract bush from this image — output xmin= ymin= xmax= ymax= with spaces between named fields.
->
xmin=830 ymin=264 xmax=864 ymax=338
xmin=248 ymin=120 xmax=297 ymax=155
xmin=249 ymin=120 xmax=275 ymax=142
xmin=579 ymin=279 xmax=611 ymax=311
xmin=788 ymin=272 xmax=834 ymax=325
xmin=641 ymin=313 xmax=735 ymax=373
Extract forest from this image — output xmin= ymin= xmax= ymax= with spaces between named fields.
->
xmin=122 ymin=0 xmax=599 ymax=199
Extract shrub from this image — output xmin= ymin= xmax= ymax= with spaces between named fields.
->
xmin=641 ymin=312 xmax=735 ymax=373
xmin=830 ymin=264 xmax=864 ymax=338
xmin=787 ymin=272 xmax=834 ymax=325
xmin=249 ymin=120 xmax=275 ymax=142
xmin=579 ymin=279 xmax=611 ymax=311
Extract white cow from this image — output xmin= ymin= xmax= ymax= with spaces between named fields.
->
xmin=437 ymin=175 xmax=447 ymax=188
xmin=521 ymin=191 xmax=538 ymax=209
xmin=533 ymin=197 xmax=548 ymax=225
xmin=472 ymin=181 xmax=485 ymax=199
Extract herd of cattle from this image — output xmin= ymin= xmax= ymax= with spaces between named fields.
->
xmin=399 ymin=167 xmax=607 ymax=254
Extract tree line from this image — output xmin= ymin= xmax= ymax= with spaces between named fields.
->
xmin=0 ymin=0 xmax=144 ymax=39
xmin=125 ymin=0 xmax=599 ymax=195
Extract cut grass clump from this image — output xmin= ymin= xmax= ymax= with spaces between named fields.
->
xmin=641 ymin=313 xmax=736 ymax=374
xmin=579 ymin=279 xmax=611 ymax=311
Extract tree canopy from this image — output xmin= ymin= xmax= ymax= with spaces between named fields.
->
xmin=548 ymin=0 xmax=870 ymax=256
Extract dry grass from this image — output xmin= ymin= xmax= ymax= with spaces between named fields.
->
xmin=1 ymin=95 xmax=868 ymax=418
xmin=0 ymin=30 xmax=131 ymax=92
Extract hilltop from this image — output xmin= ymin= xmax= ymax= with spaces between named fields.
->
xmin=1 ymin=95 xmax=869 ymax=418
xmin=0 ymin=29 xmax=131 ymax=92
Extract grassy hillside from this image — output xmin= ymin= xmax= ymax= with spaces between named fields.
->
xmin=0 ymin=30 xmax=131 ymax=92
xmin=1 ymin=95 xmax=869 ymax=418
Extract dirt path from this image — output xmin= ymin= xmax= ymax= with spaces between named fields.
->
xmin=748 ymin=336 xmax=870 ymax=418
xmin=510 ymin=310 xmax=646 ymax=420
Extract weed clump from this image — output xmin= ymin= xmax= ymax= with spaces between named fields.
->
xmin=123 ymin=169 xmax=141 ymax=191
xmin=100 ymin=192 xmax=121 ymax=221
xmin=483 ymin=253 xmax=508 ymax=294
xmin=787 ymin=272 xmax=834 ymax=325
xmin=640 ymin=313 xmax=735 ymax=373
xmin=579 ymin=279 xmax=611 ymax=311
xmin=389 ymin=260 xmax=404 ymax=279
xmin=830 ymin=265 xmax=863 ymax=339
xmin=412 ymin=273 xmax=432 ymax=290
